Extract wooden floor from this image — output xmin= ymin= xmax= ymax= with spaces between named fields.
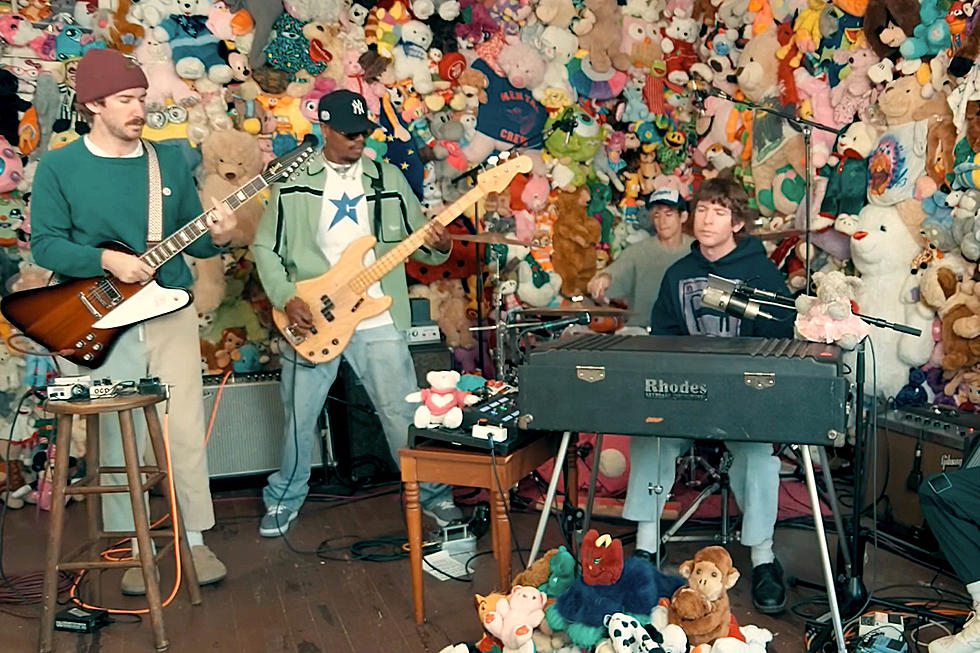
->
xmin=0 ymin=481 xmax=965 ymax=653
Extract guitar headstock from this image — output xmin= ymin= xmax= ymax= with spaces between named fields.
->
xmin=475 ymin=154 xmax=533 ymax=194
xmin=262 ymin=135 xmax=319 ymax=184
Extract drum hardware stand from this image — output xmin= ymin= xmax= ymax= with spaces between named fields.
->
xmin=660 ymin=448 xmax=738 ymax=547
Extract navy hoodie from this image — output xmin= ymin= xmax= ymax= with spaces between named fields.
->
xmin=650 ymin=235 xmax=793 ymax=338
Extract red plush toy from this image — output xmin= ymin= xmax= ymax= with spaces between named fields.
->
xmin=580 ymin=529 xmax=623 ymax=585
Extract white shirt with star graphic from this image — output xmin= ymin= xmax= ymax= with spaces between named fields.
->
xmin=317 ymin=160 xmax=393 ymax=331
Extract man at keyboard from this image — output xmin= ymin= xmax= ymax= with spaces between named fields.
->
xmin=623 ymin=177 xmax=793 ymax=614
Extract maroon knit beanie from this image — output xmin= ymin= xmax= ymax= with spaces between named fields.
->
xmin=74 ymin=48 xmax=148 ymax=105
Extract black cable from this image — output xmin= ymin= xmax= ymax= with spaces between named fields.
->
xmin=0 ymin=390 xmax=41 ymax=610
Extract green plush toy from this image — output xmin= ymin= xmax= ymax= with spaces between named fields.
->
xmin=544 ymin=106 xmax=603 ymax=188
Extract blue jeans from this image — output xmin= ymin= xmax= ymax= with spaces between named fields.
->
xmin=263 ymin=324 xmax=450 ymax=512
xmin=623 ymin=436 xmax=780 ymax=549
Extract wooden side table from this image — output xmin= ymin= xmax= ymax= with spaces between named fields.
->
xmin=400 ymin=433 xmax=572 ymax=624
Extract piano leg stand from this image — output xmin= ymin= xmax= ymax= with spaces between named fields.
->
xmin=800 ymin=444 xmax=847 ymax=653
xmin=528 ymin=430 xmax=573 ymax=565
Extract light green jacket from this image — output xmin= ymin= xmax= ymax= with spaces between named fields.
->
xmin=251 ymin=155 xmax=449 ymax=330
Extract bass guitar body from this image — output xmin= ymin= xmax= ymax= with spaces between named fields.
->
xmin=271 ymin=235 xmax=391 ymax=364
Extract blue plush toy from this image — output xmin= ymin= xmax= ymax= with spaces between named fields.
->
xmin=155 ymin=5 xmax=233 ymax=84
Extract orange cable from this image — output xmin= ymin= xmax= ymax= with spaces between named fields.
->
xmin=69 ymin=412 xmax=183 ymax=614
xmin=204 ymin=368 xmax=232 ymax=444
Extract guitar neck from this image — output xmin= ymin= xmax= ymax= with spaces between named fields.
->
xmin=349 ymin=186 xmax=485 ymax=293
xmin=139 ymin=174 xmax=269 ymax=269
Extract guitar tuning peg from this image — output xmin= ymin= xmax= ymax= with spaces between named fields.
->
xmin=487 ymin=155 xmax=499 ymax=166
xmin=499 ymin=151 xmax=511 ymax=160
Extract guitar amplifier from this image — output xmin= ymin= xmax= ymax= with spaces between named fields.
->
xmin=203 ymin=371 xmax=324 ymax=479
xmin=871 ymin=405 xmax=980 ymax=529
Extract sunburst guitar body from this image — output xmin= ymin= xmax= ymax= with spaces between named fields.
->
xmin=272 ymin=155 xmax=532 ymax=364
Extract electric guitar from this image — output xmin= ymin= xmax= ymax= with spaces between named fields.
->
xmin=1 ymin=136 xmax=319 ymax=368
xmin=273 ymin=154 xmax=533 ymax=364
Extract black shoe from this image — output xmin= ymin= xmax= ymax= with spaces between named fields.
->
xmin=632 ymin=548 xmax=666 ymax=565
xmin=751 ymin=559 xmax=786 ymax=614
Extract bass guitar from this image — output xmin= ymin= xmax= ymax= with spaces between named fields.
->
xmin=273 ymin=154 xmax=532 ymax=364
xmin=1 ymin=136 xmax=319 ymax=367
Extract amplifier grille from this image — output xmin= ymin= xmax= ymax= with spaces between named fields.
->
xmin=203 ymin=379 xmax=323 ymax=478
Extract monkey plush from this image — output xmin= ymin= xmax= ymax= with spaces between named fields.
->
xmin=667 ymin=546 xmax=739 ymax=647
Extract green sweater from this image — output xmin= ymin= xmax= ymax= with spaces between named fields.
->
xmin=30 ymin=139 xmax=221 ymax=289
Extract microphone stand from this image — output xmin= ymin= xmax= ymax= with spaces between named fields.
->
xmin=737 ymin=282 xmax=928 ymax=624
xmin=694 ymin=85 xmax=841 ymax=292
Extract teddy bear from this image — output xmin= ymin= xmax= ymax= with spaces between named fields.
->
xmin=867 ymin=75 xmax=951 ymax=210
xmin=422 ymin=278 xmax=475 ymax=348
xmin=461 ymin=41 xmax=548 ymax=164
xmin=815 ymin=121 xmax=878 ymax=232
xmin=532 ymin=25 xmax=578 ymax=104
xmin=837 ymin=205 xmax=937 ymax=396
xmin=666 ymin=546 xmax=739 ymax=647
xmin=735 ymin=25 xmax=806 ymax=217
xmin=153 ymin=0 xmax=233 ymax=84
xmin=392 ymin=20 xmax=435 ymax=95
xmin=133 ymin=31 xmax=201 ymax=112
xmin=899 ymin=0 xmax=950 ymax=60
xmin=550 ymin=190 xmax=601 ymax=297
xmin=576 ymin=0 xmax=630 ymax=72
xmin=830 ymin=48 xmax=879 ymax=125
xmin=661 ymin=8 xmax=700 ymax=86
xmin=198 ymin=129 xmax=265 ymax=245
xmin=795 ymin=270 xmax=872 ymax=350
xmin=918 ymin=265 xmax=980 ymax=378
xmin=405 ymin=370 xmax=479 ymax=429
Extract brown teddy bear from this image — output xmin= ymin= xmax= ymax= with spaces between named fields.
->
xmin=550 ymin=189 xmax=600 ymax=297
xmin=667 ymin=546 xmax=739 ymax=647
xmin=199 ymin=129 xmax=266 ymax=246
xmin=920 ymin=266 xmax=980 ymax=378
xmin=576 ymin=0 xmax=630 ymax=72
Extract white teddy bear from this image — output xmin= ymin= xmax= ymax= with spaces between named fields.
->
xmin=405 ymin=370 xmax=479 ymax=429
xmin=393 ymin=20 xmax=435 ymax=95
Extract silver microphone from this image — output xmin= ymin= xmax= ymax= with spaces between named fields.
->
xmin=701 ymin=286 xmax=775 ymax=321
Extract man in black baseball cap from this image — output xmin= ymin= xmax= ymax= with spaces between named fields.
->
xmin=317 ymin=89 xmax=379 ymax=164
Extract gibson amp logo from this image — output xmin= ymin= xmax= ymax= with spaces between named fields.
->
xmin=645 ymin=378 xmax=709 ymax=401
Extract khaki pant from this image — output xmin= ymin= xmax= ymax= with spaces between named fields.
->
xmin=60 ymin=305 xmax=214 ymax=532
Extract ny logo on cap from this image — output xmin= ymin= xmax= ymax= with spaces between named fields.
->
xmin=351 ymin=99 xmax=365 ymax=115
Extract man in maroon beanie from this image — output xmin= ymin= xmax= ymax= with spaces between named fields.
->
xmin=30 ymin=48 xmax=237 ymax=595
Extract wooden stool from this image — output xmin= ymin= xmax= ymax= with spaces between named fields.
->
xmin=399 ymin=433 xmax=573 ymax=624
xmin=39 ymin=395 xmax=201 ymax=653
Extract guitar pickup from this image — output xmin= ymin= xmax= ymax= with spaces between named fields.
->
xmin=320 ymin=295 xmax=335 ymax=322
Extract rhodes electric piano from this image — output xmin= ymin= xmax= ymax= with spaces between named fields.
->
xmin=518 ymin=333 xmax=847 ymax=445
xmin=518 ymin=333 xmax=850 ymax=652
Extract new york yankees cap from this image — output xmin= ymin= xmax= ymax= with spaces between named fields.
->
xmin=317 ymin=89 xmax=378 ymax=135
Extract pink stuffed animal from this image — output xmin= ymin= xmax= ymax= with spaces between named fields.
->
xmin=793 ymin=68 xmax=841 ymax=168
xmin=514 ymin=174 xmax=550 ymax=242
xmin=405 ymin=370 xmax=479 ymax=429
xmin=795 ymin=270 xmax=870 ymax=350
xmin=134 ymin=32 xmax=200 ymax=109
xmin=483 ymin=585 xmax=547 ymax=653
xmin=829 ymin=48 xmax=879 ymax=125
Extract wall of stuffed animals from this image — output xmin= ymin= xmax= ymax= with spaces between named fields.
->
xmin=1 ymin=0 xmax=980 ymax=433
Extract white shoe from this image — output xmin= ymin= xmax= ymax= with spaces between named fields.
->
xmin=930 ymin=613 xmax=980 ymax=653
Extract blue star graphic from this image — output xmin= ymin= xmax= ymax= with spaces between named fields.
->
xmin=329 ymin=192 xmax=364 ymax=227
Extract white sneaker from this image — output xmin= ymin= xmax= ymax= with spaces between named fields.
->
xmin=930 ymin=613 xmax=980 ymax=653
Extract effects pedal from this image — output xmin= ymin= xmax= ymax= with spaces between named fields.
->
xmin=54 ymin=606 xmax=109 ymax=633
xmin=137 ymin=377 xmax=166 ymax=396
xmin=854 ymin=633 xmax=907 ymax=653
xmin=88 ymin=378 xmax=115 ymax=399
xmin=858 ymin=613 xmax=905 ymax=639
xmin=47 ymin=376 xmax=92 ymax=401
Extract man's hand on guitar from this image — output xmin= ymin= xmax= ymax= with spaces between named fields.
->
xmin=284 ymin=296 xmax=315 ymax=334
xmin=424 ymin=220 xmax=452 ymax=252
xmin=101 ymin=249 xmax=154 ymax=283
xmin=206 ymin=197 xmax=238 ymax=246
